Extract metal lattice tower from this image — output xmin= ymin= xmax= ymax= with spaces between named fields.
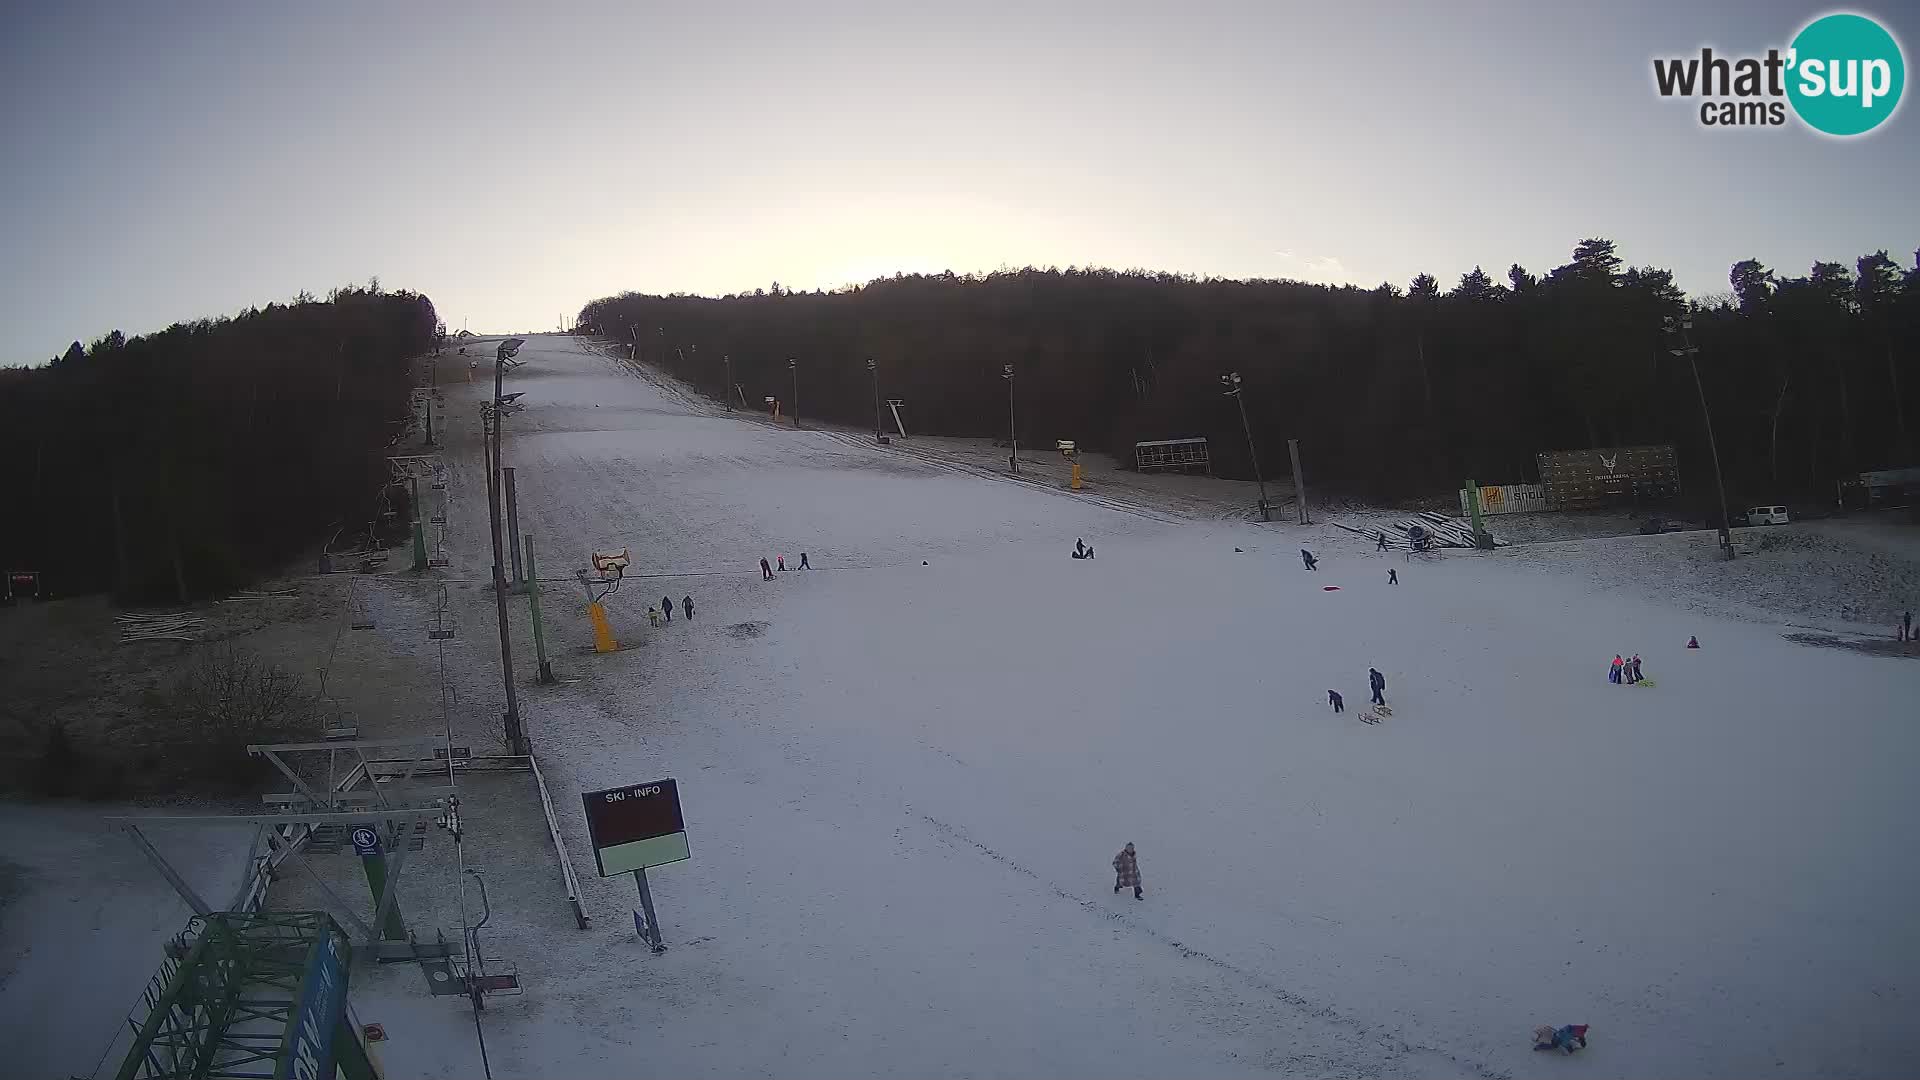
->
xmin=112 ymin=911 xmax=375 ymax=1080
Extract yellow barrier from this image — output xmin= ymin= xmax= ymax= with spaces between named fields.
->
xmin=589 ymin=601 xmax=619 ymax=653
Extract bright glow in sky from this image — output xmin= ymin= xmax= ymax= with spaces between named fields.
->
xmin=2 ymin=1 xmax=1914 ymax=361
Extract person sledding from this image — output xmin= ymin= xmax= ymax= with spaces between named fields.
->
xmin=1072 ymin=538 xmax=1095 ymax=560
xmin=1532 ymin=1023 xmax=1590 ymax=1054
xmin=1112 ymin=842 xmax=1142 ymax=899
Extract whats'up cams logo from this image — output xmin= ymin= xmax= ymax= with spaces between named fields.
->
xmin=1653 ymin=12 xmax=1905 ymax=135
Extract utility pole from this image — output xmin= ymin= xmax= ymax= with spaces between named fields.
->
xmin=1287 ymin=438 xmax=1309 ymax=525
xmin=1002 ymin=364 xmax=1018 ymax=473
xmin=486 ymin=338 xmax=528 ymax=754
xmin=1220 ymin=372 xmax=1271 ymax=521
xmin=868 ymin=357 xmax=883 ymax=442
xmin=789 ymin=357 xmax=800 ymax=428
xmin=1667 ymin=315 xmax=1735 ymax=560
xmin=723 ymin=354 xmax=734 ymax=410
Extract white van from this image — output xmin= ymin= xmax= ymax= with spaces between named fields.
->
xmin=1745 ymin=505 xmax=1790 ymax=526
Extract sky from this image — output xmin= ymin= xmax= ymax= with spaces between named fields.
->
xmin=2 ymin=0 xmax=1916 ymax=362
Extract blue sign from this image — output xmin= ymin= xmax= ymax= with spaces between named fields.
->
xmin=350 ymin=826 xmax=382 ymax=857
xmin=279 ymin=928 xmax=347 ymax=1080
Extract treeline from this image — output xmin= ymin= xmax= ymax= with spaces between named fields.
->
xmin=0 ymin=286 xmax=440 ymax=600
xmin=577 ymin=239 xmax=1920 ymax=505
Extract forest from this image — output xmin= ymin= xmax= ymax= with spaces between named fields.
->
xmin=578 ymin=239 xmax=1920 ymax=509
xmin=0 ymin=286 xmax=440 ymax=600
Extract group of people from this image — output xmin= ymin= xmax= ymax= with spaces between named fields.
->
xmin=1071 ymin=538 xmax=1096 ymax=560
xmin=648 ymin=594 xmax=695 ymax=628
xmin=759 ymin=552 xmax=812 ymax=579
xmin=1326 ymin=668 xmax=1388 ymax=713
xmin=1608 ymin=654 xmax=1646 ymax=685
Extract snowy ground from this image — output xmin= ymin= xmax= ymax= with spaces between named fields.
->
xmin=27 ymin=333 xmax=1918 ymax=1079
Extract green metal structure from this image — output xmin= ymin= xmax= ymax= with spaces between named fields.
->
xmin=113 ymin=911 xmax=376 ymax=1080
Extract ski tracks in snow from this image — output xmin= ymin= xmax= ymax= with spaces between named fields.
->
xmin=915 ymin=813 xmax=1508 ymax=1080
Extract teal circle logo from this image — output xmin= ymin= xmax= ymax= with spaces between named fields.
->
xmin=1787 ymin=13 xmax=1905 ymax=136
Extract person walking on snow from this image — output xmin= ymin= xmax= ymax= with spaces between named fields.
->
xmin=1377 ymin=531 xmax=1389 ymax=552
xmin=683 ymin=595 xmax=694 ymax=620
xmin=1368 ymin=667 xmax=1386 ymax=706
xmin=1630 ymin=655 xmax=1643 ymax=683
xmin=1609 ymin=655 xmax=1623 ymax=683
xmin=1328 ymin=689 xmax=1344 ymax=713
xmin=1905 ymin=611 xmax=1913 ymax=642
xmin=777 ymin=555 xmax=787 ymax=571
xmin=1112 ymin=842 xmax=1142 ymax=899
xmin=1388 ymin=568 xmax=1398 ymax=585
xmin=647 ymin=606 xmax=661 ymax=628
xmin=760 ymin=557 xmax=774 ymax=581
xmin=661 ymin=595 xmax=673 ymax=622
xmin=799 ymin=552 xmax=811 ymax=570
xmin=1301 ymin=549 xmax=1318 ymax=571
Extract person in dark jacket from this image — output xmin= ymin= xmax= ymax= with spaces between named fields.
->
xmin=1905 ymin=611 xmax=1913 ymax=642
xmin=1388 ymin=568 xmax=1398 ymax=585
xmin=1532 ymin=1024 xmax=1589 ymax=1054
xmin=760 ymin=557 xmax=774 ymax=581
xmin=1112 ymin=843 xmax=1142 ymax=899
xmin=799 ymin=552 xmax=811 ymax=570
xmin=1377 ymin=532 xmax=1389 ymax=551
xmin=1368 ymin=667 xmax=1386 ymax=706
xmin=662 ymin=595 xmax=673 ymax=622
xmin=1328 ymin=689 xmax=1344 ymax=713
xmin=683 ymin=595 xmax=694 ymax=620
xmin=1301 ymin=549 xmax=1318 ymax=570
xmin=1630 ymin=655 xmax=1643 ymax=683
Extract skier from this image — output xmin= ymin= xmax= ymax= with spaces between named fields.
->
xmin=1388 ymin=568 xmax=1398 ymax=585
xmin=1630 ymin=655 xmax=1643 ymax=683
xmin=760 ymin=557 xmax=774 ymax=581
xmin=1112 ymin=842 xmax=1142 ymax=900
xmin=799 ymin=552 xmax=811 ymax=570
xmin=647 ymin=606 xmax=661 ymax=628
xmin=1687 ymin=636 xmax=1700 ymax=649
xmin=1368 ymin=667 xmax=1386 ymax=707
xmin=1301 ymin=549 xmax=1318 ymax=571
xmin=1609 ymin=655 xmax=1623 ymax=683
xmin=662 ymin=595 xmax=673 ymax=622
xmin=1328 ymin=689 xmax=1344 ymax=714
xmin=1532 ymin=1024 xmax=1590 ymax=1054
xmin=683 ymin=595 xmax=694 ymax=620
xmin=777 ymin=555 xmax=786 ymax=572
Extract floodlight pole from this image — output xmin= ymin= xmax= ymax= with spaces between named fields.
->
xmin=789 ymin=358 xmax=800 ymax=428
xmin=487 ymin=342 xmax=528 ymax=754
xmin=723 ymin=354 xmax=734 ymax=410
xmin=1003 ymin=364 xmax=1018 ymax=474
xmin=1221 ymin=372 xmax=1271 ymax=521
xmin=868 ymin=358 xmax=883 ymax=442
xmin=1667 ymin=316 xmax=1734 ymax=560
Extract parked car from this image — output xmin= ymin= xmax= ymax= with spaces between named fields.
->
xmin=1745 ymin=505 xmax=1791 ymax=526
xmin=1639 ymin=515 xmax=1691 ymax=534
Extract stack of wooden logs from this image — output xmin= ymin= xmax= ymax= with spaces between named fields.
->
xmin=1334 ymin=512 xmax=1508 ymax=549
xmin=117 ymin=610 xmax=206 ymax=644
xmin=1394 ymin=511 xmax=1507 ymax=549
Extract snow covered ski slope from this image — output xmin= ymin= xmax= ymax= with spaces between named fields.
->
xmin=350 ymin=334 xmax=1917 ymax=1080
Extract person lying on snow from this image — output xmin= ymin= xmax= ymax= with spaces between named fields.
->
xmin=1532 ymin=1024 xmax=1589 ymax=1054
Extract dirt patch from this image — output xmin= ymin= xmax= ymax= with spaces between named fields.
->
xmin=726 ymin=620 xmax=770 ymax=639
